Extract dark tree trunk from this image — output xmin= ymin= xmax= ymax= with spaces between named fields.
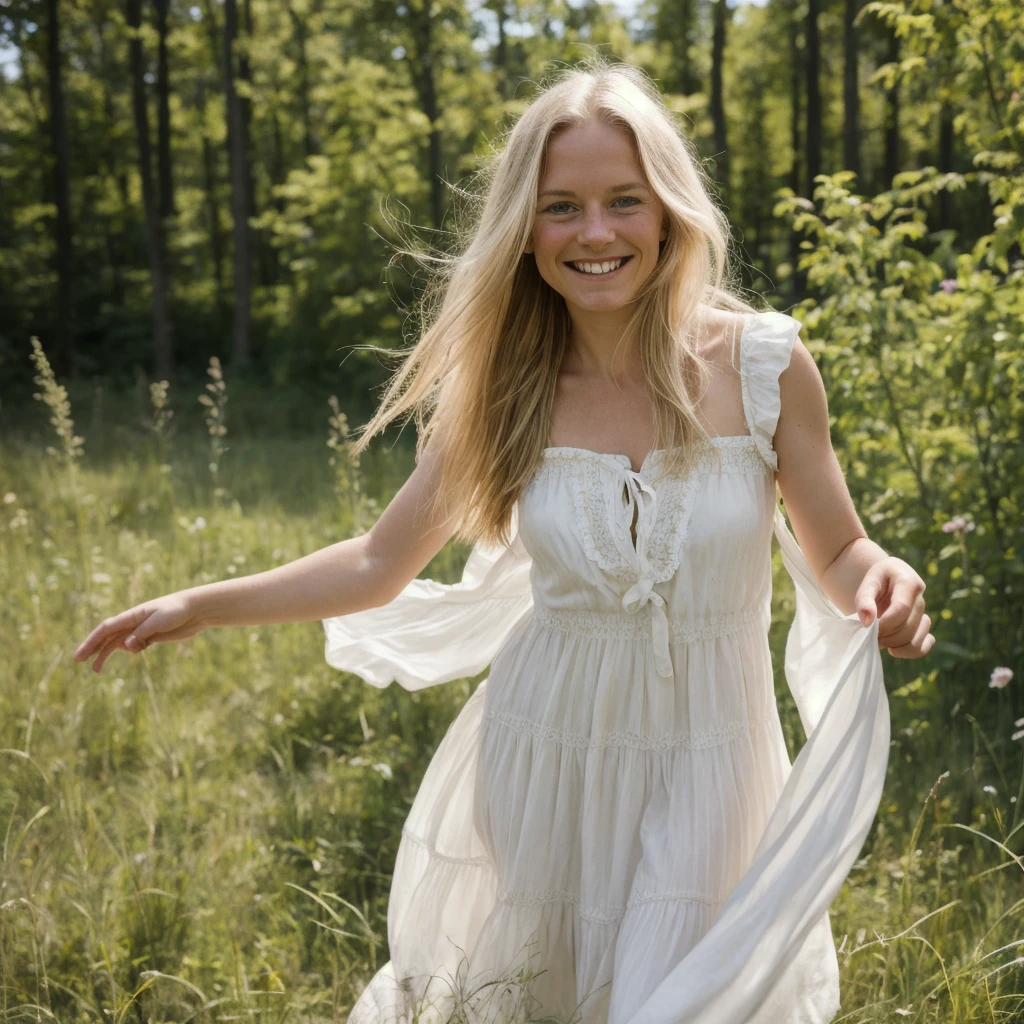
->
xmin=843 ymin=0 xmax=861 ymax=180
xmin=805 ymin=0 xmax=822 ymax=194
xmin=710 ymin=0 xmax=729 ymax=190
xmin=94 ymin=7 xmax=128 ymax=307
xmin=289 ymin=1 xmax=316 ymax=157
xmin=407 ymin=1 xmax=444 ymax=229
xmin=45 ymin=0 xmax=75 ymax=376
xmin=223 ymin=0 xmax=252 ymax=365
xmin=884 ymin=29 xmax=900 ymax=187
xmin=787 ymin=0 xmax=805 ymax=295
xmin=198 ymin=78 xmax=227 ymax=306
xmin=153 ymin=0 xmax=175 ymax=219
xmin=937 ymin=100 xmax=954 ymax=228
xmin=127 ymin=0 xmax=174 ymax=380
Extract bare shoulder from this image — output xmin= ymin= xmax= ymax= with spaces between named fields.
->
xmin=693 ymin=307 xmax=748 ymax=374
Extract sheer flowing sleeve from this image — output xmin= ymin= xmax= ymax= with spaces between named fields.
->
xmin=321 ymin=506 xmax=534 ymax=691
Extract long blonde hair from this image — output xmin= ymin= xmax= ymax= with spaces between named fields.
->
xmin=350 ymin=57 xmax=762 ymax=548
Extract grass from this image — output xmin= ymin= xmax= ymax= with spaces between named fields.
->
xmin=1 ymin=344 xmax=1022 ymax=1021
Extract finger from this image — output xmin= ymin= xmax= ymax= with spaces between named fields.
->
xmin=879 ymin=593 xmax=925 ymax=650
xmin=92 ymin=631 xmax=132 ymax=673
xmin=876 ymin=580 xmax=919 ymax=640
xmin=886 ymin=614 xmax=933 ymax=659
xmin=855 ymin=571 xmax=884 ymax=627
xmin=76 ymin=609 xmax=146 ymax=661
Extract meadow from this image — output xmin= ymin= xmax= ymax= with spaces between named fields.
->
xmin=1 ymin=340 xmax=1022 ymax=1022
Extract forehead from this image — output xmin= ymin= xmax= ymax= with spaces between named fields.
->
xmin=539 ymin=119 xmax=644 ymax=188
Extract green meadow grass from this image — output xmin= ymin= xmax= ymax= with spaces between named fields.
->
xmin=1 ymin=347 xmax=1021 ymax=1021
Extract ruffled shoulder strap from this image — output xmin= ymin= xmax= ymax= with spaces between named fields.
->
xmin=739 ymin=310 xmax=802 ymax=472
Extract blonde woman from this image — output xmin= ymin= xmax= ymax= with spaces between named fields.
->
xmin=76 ymin=60 xmax=934 ymax=1024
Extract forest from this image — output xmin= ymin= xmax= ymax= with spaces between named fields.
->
xmin=1 ymin=0 xmax=1023 ymax=1019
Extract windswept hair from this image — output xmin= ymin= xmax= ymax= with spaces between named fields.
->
xmin=349 ymin=57 xmax=763 ymax=548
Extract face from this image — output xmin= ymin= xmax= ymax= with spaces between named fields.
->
xmin=527 ymin=117 xmax=668 ymax=319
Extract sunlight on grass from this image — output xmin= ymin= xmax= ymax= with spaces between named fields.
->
xmin=1 ymin=341 xmax=1022 ymax=1021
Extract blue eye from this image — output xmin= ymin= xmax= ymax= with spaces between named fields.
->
xmin=543 ymin=197 xmax=640 ymax=214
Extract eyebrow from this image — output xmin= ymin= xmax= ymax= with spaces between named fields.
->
xmin=538 ymin=182 xmax=650 ymax=198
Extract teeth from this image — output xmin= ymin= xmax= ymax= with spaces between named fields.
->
xmin=571 ymin=258 xmax=626 ymax=275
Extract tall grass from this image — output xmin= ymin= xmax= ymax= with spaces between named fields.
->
xmin=1 ymin=343 xmax=1021 ymax=1021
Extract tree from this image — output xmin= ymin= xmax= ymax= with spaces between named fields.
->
xmin=710 ymin=0 xmax=729 ymax=191
xmin=805 ymin=0 xmax=822 ymax=189
xmin=843 ymin=0 xmax=861 ymax=179
xmin=127 ymin=0 xmax=174 ymax=378
xmin=223 ymin=0 xmax=253 ymax=365
xmin=45 ymin=0 xmax=75 ymax=375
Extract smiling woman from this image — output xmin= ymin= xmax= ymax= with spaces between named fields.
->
xmin=74 ymin=55 xmax=924 ymax=1024
xmin=527 ymin=125 xmax=668 ymax=344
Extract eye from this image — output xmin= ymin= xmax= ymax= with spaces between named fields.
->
xmin=542 ymin=196 xmax=641 ymax=214
xmin=612 ymin=196 xmax=640 ymax=208
xmin=544 ymin=202 xmax=574 ymax=214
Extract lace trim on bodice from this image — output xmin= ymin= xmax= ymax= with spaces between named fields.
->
xmin=532 ymin=435 xmax=767 ymax=588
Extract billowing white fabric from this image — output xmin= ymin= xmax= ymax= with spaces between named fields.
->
xmin=323 ymin=310 xmax=889 ymax=1024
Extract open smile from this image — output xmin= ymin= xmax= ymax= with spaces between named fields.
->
xmin=563 ymin=255 xmax=634 ymax=278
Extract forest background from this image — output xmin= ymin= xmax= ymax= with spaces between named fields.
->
xmin=1 ymin=0 xmax=1023 ymax=1020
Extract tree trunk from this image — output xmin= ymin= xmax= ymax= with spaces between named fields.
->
xmin=805 ymin=0 xmax=822 ymax=196
xmin=45 ymin=0 xmax=75 ymax=376
xmin=787 ymin=0 xmax=805 ymax=296
xmin=937 ymin=100 xmax=954 ymax=228
xmin=153 ymin=0 xmax=175 ymax=219
xmin=223 ymin=0 xmax=252 ymax=365
xmin=198 ymin=77 xmax=227 ymax=307
xmin=289 ymin=1 xmax=316 ymax=157
xmin=94 ymin=6 xmax=128 ymax=307
xmin=710 ymin=0 xmax=729 ymax=191
xmin=127 ymin=0 xmax=174 ymax=380
xmin=884 ymin=29 xmax=900 ymax=187
xmin=843 ymin=0 xmax=861 ymax=180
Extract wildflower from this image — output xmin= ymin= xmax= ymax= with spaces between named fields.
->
xmin=941 ymin=515 xmax=975 ymax=533
xmin=939 ymin=279 xmax=958 ymax=294
xmin=982 ymin=785 xmax=997 ymax=795
xmin=1012 ymin=730 xmax=1024 ymax=742
xmin=989 ymin=666 xmax=1013 ymax=689
xmin=1015 ymin=717 xmax=1024 ymax=728
xmin=3 ymin=493 xmax=16 ymax=504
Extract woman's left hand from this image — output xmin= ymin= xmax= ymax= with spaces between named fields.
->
xmin=854 ymin=557 xmax=936 ymax=658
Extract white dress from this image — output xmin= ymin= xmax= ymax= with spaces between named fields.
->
xmin=322 ymin=310 xmax=890 ymax=1024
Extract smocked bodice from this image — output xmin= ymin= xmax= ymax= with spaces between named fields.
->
xmin=517 ymin=436 xmax=777 ymax=678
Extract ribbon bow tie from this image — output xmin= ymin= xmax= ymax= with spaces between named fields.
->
xmin=615 ymin=469 xmax=674 ymax=679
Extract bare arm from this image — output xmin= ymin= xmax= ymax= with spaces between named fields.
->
xmin=775 ymin=337 xmax=934 ymax=658
xmin=75 ymin=438 xmax=458 ymax=670
xmin=193 ymin=439 xmax=456 ymax=627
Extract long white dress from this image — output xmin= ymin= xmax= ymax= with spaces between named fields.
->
xmin=322 ymin=310 xmax=890 ymax=1024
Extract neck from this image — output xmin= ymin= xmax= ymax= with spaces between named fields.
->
xmin=563 ymin=306 xmax=642 ymax=381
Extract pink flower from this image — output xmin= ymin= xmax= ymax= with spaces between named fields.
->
xmin=939 ymin=279 xmax=958 ymax=294
xmin=941 ymin=515 xmax=975 ymax=533
xmin=989 ymin=666 xmax=1013 ymax=689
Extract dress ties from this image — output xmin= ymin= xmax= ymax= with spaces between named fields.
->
xmin=617 ymin=469 xmax=674 ymax=679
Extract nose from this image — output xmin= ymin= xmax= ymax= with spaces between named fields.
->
xmin=575 ymin=204 xmax=616 ymax=248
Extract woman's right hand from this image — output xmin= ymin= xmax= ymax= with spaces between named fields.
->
xmin=74 ymin=590 xmax=205 ymax=673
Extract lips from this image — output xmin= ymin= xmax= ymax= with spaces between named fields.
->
xmin=564 ymin=255 xmax=634 ymax=277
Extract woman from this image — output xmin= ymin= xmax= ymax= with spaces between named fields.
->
xmin=76 ymin=61 xmax=934 ymax=1023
